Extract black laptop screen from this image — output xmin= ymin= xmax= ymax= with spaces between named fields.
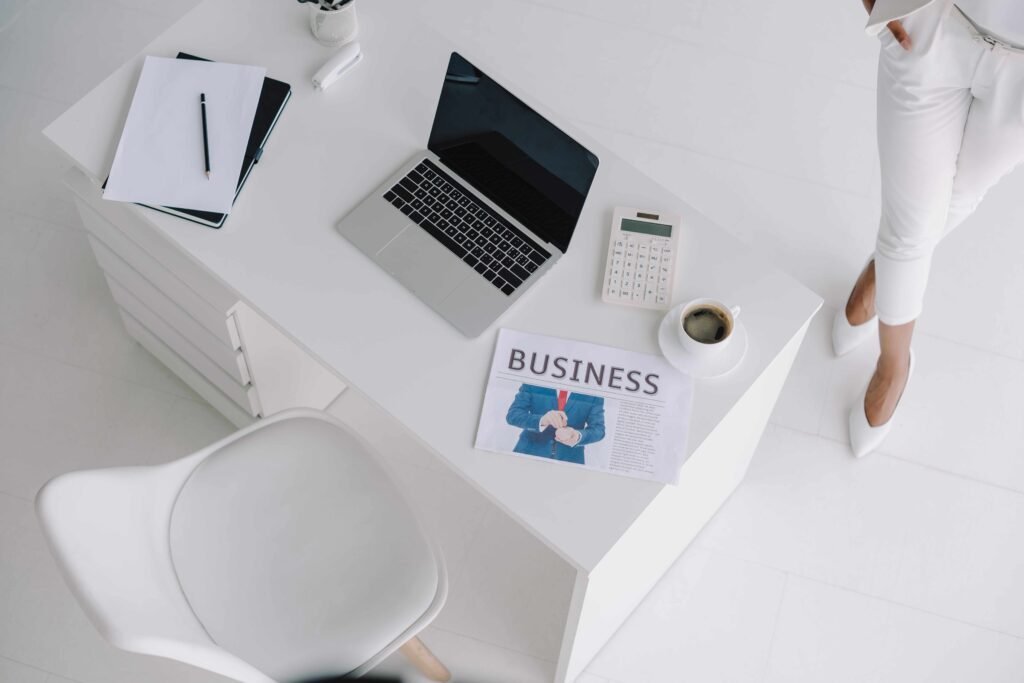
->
xmin=427 ymin=52 xmax=599 ymax=253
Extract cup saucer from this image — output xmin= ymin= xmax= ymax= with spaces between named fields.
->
xmin=658 ymin=303 xmax=748 ymax=379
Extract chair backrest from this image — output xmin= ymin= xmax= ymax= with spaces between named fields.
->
xmin=35 ymin=452 xmax=273 ymax=682
xmin=36 ymin=409 xmax=446 ymax=683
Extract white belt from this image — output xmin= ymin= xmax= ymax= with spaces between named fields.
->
xmin=953 ymin=5 xmax=1024 ymax=54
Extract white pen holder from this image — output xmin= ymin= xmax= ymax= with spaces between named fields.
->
xmin=309 ymin=2 xmax=359 ymax=47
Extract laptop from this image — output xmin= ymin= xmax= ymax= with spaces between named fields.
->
xmin=336 ymin=52 xmax=600 ymax=337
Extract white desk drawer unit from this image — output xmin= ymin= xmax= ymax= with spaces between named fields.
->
xmin=65 ymin=169 xmax=346 ymax=423
xmin=102 ymin=262 xmax=251 ymax=384
xmin=65 ymin=170 xmax=239 ymax=316
xmin=74 ymin=197 xmax=240 ymax=349
xmin=107 ymin=273 xmax=259 ymax=412
xmin=120 ymin=310 xmax=256 ymax=428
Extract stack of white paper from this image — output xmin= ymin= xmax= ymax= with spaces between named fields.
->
xmin=104 ymin=56 xmax=266 ymax=214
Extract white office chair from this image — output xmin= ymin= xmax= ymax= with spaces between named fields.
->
xmin=35 ymin=408 xmax=450 ymax=683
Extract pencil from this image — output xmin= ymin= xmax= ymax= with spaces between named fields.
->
xmin=200 ymin=93 xmax=210 ymax=179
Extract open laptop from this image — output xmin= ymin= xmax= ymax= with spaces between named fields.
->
xmin=336 ymin=52 xmax=600 ymax=337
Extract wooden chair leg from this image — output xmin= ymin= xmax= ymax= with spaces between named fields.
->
xmin=399 ymin=636 xmax=451 ymax=682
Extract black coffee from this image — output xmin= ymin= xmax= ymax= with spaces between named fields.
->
xmin=683 ymin=306 xmax=731 ymax=344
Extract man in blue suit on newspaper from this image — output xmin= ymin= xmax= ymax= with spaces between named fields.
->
xmin=505 ymin=384 xmax=606 ymax=464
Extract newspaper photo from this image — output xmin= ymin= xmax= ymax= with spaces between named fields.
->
xmin=475 ymin=329 xmax=694 ymax=484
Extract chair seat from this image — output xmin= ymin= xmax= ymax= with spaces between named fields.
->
xmin=169 ymin=415 xmax=440 ymax=682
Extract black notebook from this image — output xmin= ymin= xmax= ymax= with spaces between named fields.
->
xmin=137 ymin=53 xmax=291 ymax=229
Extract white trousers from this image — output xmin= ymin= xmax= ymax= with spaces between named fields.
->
xmin=874 ymin=1 xmax=1024 ymax=325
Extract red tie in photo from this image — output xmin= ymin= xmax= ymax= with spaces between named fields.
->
xmin=557 ymin=390 xmax=568 ymax=411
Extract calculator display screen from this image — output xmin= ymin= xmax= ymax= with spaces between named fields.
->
xmin=621 ymin=218 xmax=672 ymax=238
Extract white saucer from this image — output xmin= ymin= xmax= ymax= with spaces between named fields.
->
xmin=658 ymin=303 xmax=748 ymax=379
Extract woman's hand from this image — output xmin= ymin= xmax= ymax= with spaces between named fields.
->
xmin=862 ymin=0 xmax=912 ymax=50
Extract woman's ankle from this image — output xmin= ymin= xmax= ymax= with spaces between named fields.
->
xmin=845 ymin=260 xmax=876 ymax=325
xmin=865 ymin=355 xmax=910 ymax=426
xmin=877 ymin=350 xmax=911 ymax=378
xmin=845 ymin=286 xmax=875 ymax=326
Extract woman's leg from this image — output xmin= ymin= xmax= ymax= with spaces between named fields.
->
xmin=866 ymin=320 xmax=914 ymax=425
xmin=862 ymin=16 xmax=977 ymax=425
xmin=844 ymin=259 xmax=917 ymax=426
xmin=845 ymin=259 xmax=876 ymax=326
xmin=865 ymin=51 xmax=1024 ymax=426
xmin=845 ymin=267 xmax=914 ymax=427
xmin=941 ymin=51 xmax=1024 ymax=241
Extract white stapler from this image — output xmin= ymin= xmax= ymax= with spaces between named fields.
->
xmin=312 ymin=41 xmax=362 ymax=91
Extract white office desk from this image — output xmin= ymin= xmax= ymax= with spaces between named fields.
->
xmin=45 ymin=0 xmax=822 ymax=680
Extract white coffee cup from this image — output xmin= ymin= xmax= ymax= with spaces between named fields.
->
xmin=677 ymin=298 xmax=741 ymax=357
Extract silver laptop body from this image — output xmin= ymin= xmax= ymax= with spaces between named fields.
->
xmin=336 ymin=52 xmax=599 ymax=338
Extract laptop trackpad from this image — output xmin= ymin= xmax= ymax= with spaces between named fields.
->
xmin=377 ymin=226 xmax=467 ymax=303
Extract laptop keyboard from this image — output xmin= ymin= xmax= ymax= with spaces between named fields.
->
xmin=383 ymin=159 xmax=550 ymax=296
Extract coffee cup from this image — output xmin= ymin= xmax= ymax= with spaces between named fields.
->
xmin=677 ymin=298 xmax=741 ymax=358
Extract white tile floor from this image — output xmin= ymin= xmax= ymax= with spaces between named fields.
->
xmin=3 ymin=0 xmax=1024 ymax=682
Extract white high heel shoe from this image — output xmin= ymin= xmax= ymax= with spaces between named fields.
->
xmin=832 ymin=307 xmax=878 ymax=357
xmin=848 ymin=350 xmax=915 ymax=458
xmin=832 ymin=257 xmax=878 ymax=357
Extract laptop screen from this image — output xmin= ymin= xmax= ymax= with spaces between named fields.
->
xmin=427 ymin=52 xmax=599 ymax=253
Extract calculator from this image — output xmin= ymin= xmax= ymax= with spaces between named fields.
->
xmin=602 ymin=207 xmax=682 ymax=310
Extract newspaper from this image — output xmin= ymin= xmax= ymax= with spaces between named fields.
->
xmin=475 ymin=329 xmax=694 ymax=483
